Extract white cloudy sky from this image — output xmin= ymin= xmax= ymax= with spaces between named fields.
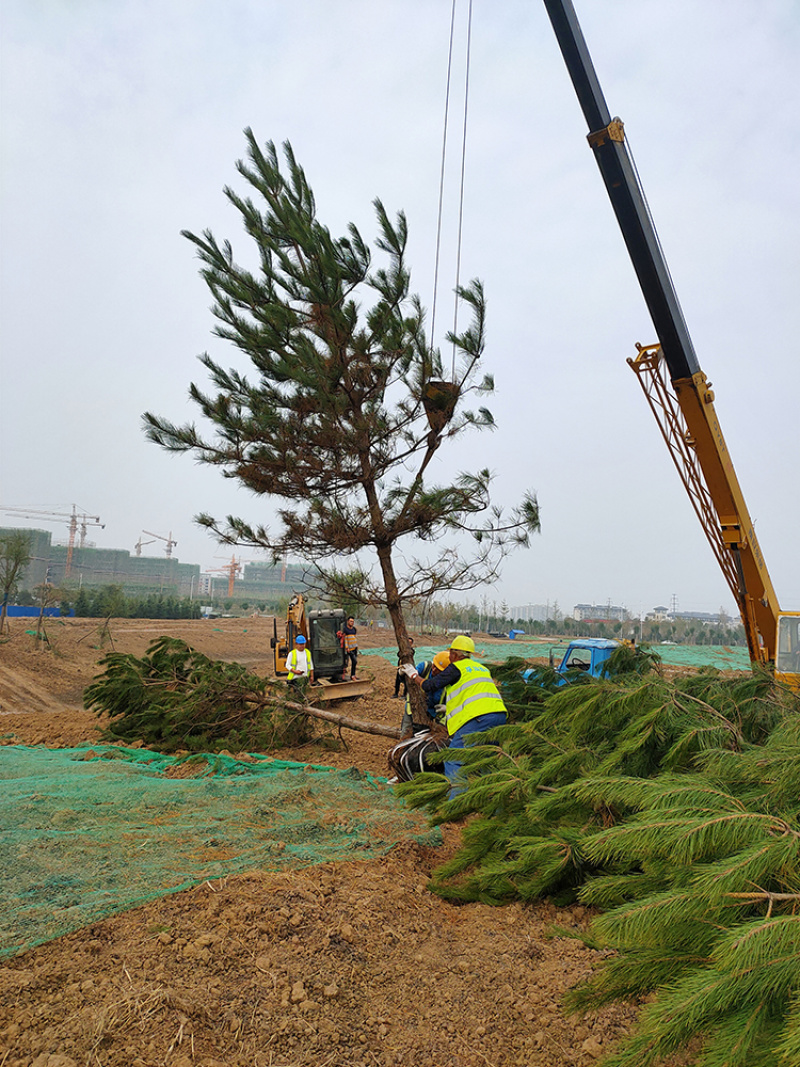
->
xmin=1 ymin=0 xmax=798 ymax=618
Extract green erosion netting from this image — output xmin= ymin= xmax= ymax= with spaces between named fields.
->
xmin=0 ymin=745 xmax=441 ymax=960
xmin=364 ymin=642 xmax=751 ymax=671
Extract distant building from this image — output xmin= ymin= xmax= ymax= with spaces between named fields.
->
xmin=648 ymin=605 xmax=670 ymax=621
xmin=1 ymin=526 xmax=315 ymax=602
xmin=645 ymin=607 xmax=734 ymax=625
xmin=572 ymin=603 xmax=629 ymax=623
xmin=203 ymin=560 xmax=307 ymax=601
xmin=1 ymin=527 xmax=199 ymax=597
xmin=196 ymin=574 xmax=214 ymax=597
xmin=511 ymin=603 xmax=559 ymax=623
xmin=668 ymin=610 xmax=728 ymax=625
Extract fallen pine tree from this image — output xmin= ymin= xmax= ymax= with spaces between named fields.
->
xmin=398 ymin=667 xmax=800 ymax=1067
xmin=83 ymin=636 xmax=399 ymax=752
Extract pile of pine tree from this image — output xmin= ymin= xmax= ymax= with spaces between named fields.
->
xmin=398 ymin=665 xmax=800 ymax=1066
xmin=84 ymin=636 xmax=313 ymax=752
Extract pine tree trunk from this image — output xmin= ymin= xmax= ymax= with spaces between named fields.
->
xmin=375 ymin=543 xmax=431 ymax=727
xmin=285 ymin=699 xmax=400 ymax=738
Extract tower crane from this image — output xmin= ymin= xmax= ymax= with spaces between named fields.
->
xmin=134 ymin=536 xmax=157 ymax=557
xmin=0 ymin=504 xmax=104 ymax=579
xmin=142 ymin=530 xmax=177 ymax=558
xmin=209 ymin=555 xmax=247 ymax=597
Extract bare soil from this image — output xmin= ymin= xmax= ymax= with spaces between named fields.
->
xmin=0 ymin=617 xmax=639 ymax=1067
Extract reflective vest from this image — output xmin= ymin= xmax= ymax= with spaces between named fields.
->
xmin=342 ymin=627 xmax=358 ymax=653
xmin=286 ymin=648 xmax=313 ymax=679
xmin=443 ymin=659 xmax=506 ymax=736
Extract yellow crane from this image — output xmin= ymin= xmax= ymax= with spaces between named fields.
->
xmin=209 ymin=555 xmax=245 ymax=597
xmin=543 ymin=0 xmax=800 ymax=689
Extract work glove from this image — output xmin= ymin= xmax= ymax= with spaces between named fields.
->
xmin=399 ymin=663 xmax=418 ymax=679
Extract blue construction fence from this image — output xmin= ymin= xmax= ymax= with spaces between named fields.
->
xmin=3 ymin=606 xmax=75 ymax=618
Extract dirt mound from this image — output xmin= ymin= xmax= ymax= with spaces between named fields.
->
xmin=0 ymin=663 xmax=77 ymax=716
xmin=0 ymin=617 xmax=637 ymax=1066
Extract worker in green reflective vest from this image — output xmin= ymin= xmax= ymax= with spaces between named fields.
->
xmin=405 ymin=634 xmax=507 ymax=794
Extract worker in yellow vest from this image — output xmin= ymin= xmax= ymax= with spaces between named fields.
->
xmin=405 ymin=634 xmax=506 ymax=793
xmin=286 ymin=634 xmax=314 ymax=690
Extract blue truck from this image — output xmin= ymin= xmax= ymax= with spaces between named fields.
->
xmin=521 ymin=638 xmax=625 ymax=686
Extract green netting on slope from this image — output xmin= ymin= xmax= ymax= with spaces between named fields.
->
xmin=363 ymin=642 xmax=751 ymax=671
xmin=0 ymin=744 xmax=440 ymax=960
xmin=642 ymin=643 xmax=751 ymax=670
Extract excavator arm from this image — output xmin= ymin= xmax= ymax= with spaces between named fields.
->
xmin=272 ymin=593 xmax=308 ymax=675
xmin=542 ymin=0 xmax=800 ymax=686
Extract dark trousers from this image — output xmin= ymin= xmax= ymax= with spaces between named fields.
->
xmin=345 ymin=650 xmax=358 ymax=677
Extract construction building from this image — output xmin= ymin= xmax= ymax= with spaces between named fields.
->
xmin=2 ymin=527 xmax=200 ymax=598
xmin=1 ymin=527 xmax=308 ymax=602
xmin=572 ymin=603 xmax=630 ymax=623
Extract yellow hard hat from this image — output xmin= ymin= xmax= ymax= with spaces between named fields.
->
xmin=450 ymin=635 xmax=474 ymax=654
xmin=432 ymin=651 xmax=451 ymax=671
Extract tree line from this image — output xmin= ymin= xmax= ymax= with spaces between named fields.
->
xmin=71 ymin=585 xmax=202 ymax=620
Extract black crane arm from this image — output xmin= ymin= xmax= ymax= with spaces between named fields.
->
xmin=542 ymin=0 xmax=699 ymax=382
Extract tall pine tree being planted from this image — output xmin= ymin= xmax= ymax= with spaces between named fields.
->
xmin=144 ymin=133 xmax=539 ymax=689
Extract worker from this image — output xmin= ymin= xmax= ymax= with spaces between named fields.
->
xmin=339 ymin=615 xmax=359 ymax=679
xmin=405 ymin=635 xmax=507 ymax=794
xmin=285 ymin=634 xmax=314 ymax=691
xmin=399 ymin=650 xmax=449 ymax=735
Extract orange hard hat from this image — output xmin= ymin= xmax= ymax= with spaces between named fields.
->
xmin=432 ymin=651 xmax=451 ymax=671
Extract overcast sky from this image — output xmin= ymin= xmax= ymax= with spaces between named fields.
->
xmin=2 ymin=0 xmax=798 ymax=618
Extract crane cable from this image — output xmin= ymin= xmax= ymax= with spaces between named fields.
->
xmin=429 ymin=0 xmax=474 ymax=380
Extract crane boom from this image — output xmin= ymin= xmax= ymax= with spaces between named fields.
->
xmin=142 ymin=530 xmax=177 ymax=558
xmin=542 ymin=0 xmax=699 ymax=382
xmin=542 ymin=0 xmax=799 ymax=684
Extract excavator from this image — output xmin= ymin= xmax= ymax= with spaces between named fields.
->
xmin=271 ymin=594 xmax=372 ymax=702
xmin=542 ymin=0 xmax=800 ymax=690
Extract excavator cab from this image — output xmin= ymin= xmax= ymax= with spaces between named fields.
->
xmin=775 ymin=613 xmax=800 ymax=691
xmin=307 ymin=609 xmax=348 ymax=680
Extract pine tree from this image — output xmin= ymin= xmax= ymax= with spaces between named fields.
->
xmin=143 ymin=133 xmax=539 ymax=717
xmin=84 ymin=636 xmax=312 ymax=752
xmin=570 ymin=714 xmax=800 ymax=1066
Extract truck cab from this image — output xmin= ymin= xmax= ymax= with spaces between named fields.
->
xmin=776 ymin=615 xmax=800 ymax=685
xmin=522 ymin=638 xmax=623 ymax=686
xmin=307 ymin=609 xmax=349 ymax=680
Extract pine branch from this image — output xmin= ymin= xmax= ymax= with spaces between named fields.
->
xmin=84 ymin=637 xmax=396 ymax=751
xmin=395 ymin=669 xmax=800 ymax=1065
